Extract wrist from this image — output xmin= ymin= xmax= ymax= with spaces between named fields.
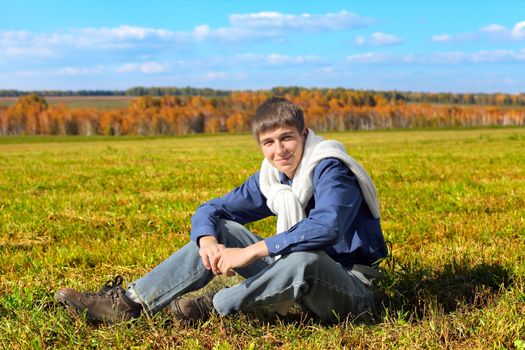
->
xmin=247 ymin=240 xmax=269 ymax=259
xmin=198 ymin=235 xmax=218 ymax=247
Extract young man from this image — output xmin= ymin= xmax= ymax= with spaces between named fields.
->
xmin=55 ymin=97 xmax=388 ymax=324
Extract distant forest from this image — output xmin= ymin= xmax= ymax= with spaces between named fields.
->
xmin=2 ymin=86 xmax=525 ymax=106
xmin=1 ymin=88 xmax=524 ymax=136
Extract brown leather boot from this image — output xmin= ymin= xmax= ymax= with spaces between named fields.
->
xmin=170 ymin=293 xmax=215 ymax=323
xmin=55 ymin=275 xmax=142 ymax=324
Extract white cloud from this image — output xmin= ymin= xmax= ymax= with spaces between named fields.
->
xmin=2 ymin=69 xmax=40 ymax=78
xmin=188 ymin=24 xmax=280 ymax=43
xmin=3 ymin=25 xmax=179 ymax=47
xmin=201 ymin=71 xmax=228 ymax=80
xmin=192 ymin=25 xmax=211 ymax=41
xmin=116 ymin=62 xmax=170 ymax=74
xmin=317 ymin=66 xmax=336 ymax=74
xmin=267 ymin=54 xmax=320 ymax=64
xmin=83 ymin=25 xmax=174 ymax=40
xmin=431 ymin=34 xmax=453 ymax=43
xmin=0 ymin=11 xmax=373 ymax=62
xmin=229 ymin=10 xmax=372 ymax=31
xmin=0 ymin=30 xmax=32 ymax=41
xmin=346 ymin=52 xmax=394 ymax=63
xmin=234 ymin=53 xmax=322 ymax=66
xmin=432 ymin=20 xmax=525 ymax=43
xmin=57 ymin=66 xmax=106 ymax=76
xmin=0 ymin=30 xmax=56 ymax=57
xmin=71 ymin=25 xmax=188 ymax=50
xmin=355 ymin=36 xmax=366 ymax=45
xmin=4 ymin=46 xmax=56 ymax=58
xmin=471 ymin=49 xmax=522 ymax=63
xmin=371 ymin=32 xmax=403 ymax=45
xmin=430 ymin=32 xmax=475 ymax=43
xmin=479 ymin=24 xmax=506 ymax=33
xmin=185 ymin=10 xmax=370 ymax=44
xmin=0 ymin=25 xmax=186 ymax=61
xmin=356 ymin=32 xmax=403 ymax=46
xmin=512 ymin=21 xmax=525 ymax=38
xmin=347 ymin=49 xmax=525 ymax=65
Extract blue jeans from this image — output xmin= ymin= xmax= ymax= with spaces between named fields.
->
xmin=129 ymin=220 xmax=377 ymax=322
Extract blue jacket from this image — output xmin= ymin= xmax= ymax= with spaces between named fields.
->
xmin=190 ymin=158 xmax=387 ymax=267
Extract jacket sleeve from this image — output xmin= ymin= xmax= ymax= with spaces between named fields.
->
xmin=190 ymin=171 xmax=274 ymax=244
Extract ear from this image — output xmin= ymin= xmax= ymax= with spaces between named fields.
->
xmin=303 ymin=128 xmax=308 ymax=137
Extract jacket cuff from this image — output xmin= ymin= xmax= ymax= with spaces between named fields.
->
xmin=264 ymin=234 xmax=290 ymax=256
xmin=190 ymin=224 xmax=218 ymax=246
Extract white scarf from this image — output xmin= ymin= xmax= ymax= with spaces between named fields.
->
xmin=258 ymin=129 xmax=380 ymax=316
xmin=259 ymin=129 xmax=380 ymax=236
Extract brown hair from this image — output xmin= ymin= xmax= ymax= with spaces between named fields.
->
xmin=252 ymin=97 xmax=305 ymax=139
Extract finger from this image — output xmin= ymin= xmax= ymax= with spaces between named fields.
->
xmin=216 ymin=258 xmax=224 ymax=275
xmin=218 ymin=260 xmax=231 ymax=276
xmin=209 ymin=254 xmax=221 ymax=275
xmin=200 ymin=252 xmax=211 ymax=270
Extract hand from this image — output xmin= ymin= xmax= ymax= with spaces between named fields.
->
xmin=216 ymin=248 xmax=253 ymax=276
xmin=198 ymin=236 xmax=225 ymax=275
xmin=216 ymin=241 xmax=269 ymax=276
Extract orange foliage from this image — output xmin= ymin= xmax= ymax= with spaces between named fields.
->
xmin=1 ymin=91 xmax=524 ymax=136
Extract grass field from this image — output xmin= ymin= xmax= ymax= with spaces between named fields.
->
xmin=0 ymin=96 xmax=134 ymax=109
xmin=1 ymin=128 xmax=524 ymax=349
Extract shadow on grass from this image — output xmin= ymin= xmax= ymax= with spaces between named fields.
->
xmin=375 ymin=260 xmax=514 ymax=322
xmin=38 ymin=260 xmax=514 ymax=330
xmin=251 ymin=260 xmax=514 ymax=327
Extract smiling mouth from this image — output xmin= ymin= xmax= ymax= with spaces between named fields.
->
xmin=275 ymin=155 xmax=292 ymax=162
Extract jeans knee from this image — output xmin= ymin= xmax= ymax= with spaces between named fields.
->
xmin=280 ymin=251 xmax=323 ymax=270
xmin=217 ymin=219 xmax=243 ymax=236
xmin=216 ymin=219 xmax=226 ymax=234
xmin=216 ymin=219 xmax=259 ymax=246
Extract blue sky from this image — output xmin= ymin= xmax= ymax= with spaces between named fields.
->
xmin=1 ymin=1 xmax=524 ymax=93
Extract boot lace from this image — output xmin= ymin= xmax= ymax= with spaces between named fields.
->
xmin=87 ymin=275 xmax=124 ymax=297
xmin=194 ymin=294 xmax=213 ymax=318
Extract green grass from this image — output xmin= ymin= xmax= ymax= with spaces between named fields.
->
xmin=1 ymin=128 xmax=524 ymax=349
xmin=0 ymin=96 xmax=133 ymax=109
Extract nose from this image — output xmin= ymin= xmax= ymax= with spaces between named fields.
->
xmin=275 ymin=140 xmax=286 ymax=154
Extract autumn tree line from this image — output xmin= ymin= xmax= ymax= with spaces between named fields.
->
xmin=0 ymin=89 xmax=524 ymax=136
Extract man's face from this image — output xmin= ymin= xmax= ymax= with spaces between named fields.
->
xmin=258 ymin=125 xmax=307 ymax=179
